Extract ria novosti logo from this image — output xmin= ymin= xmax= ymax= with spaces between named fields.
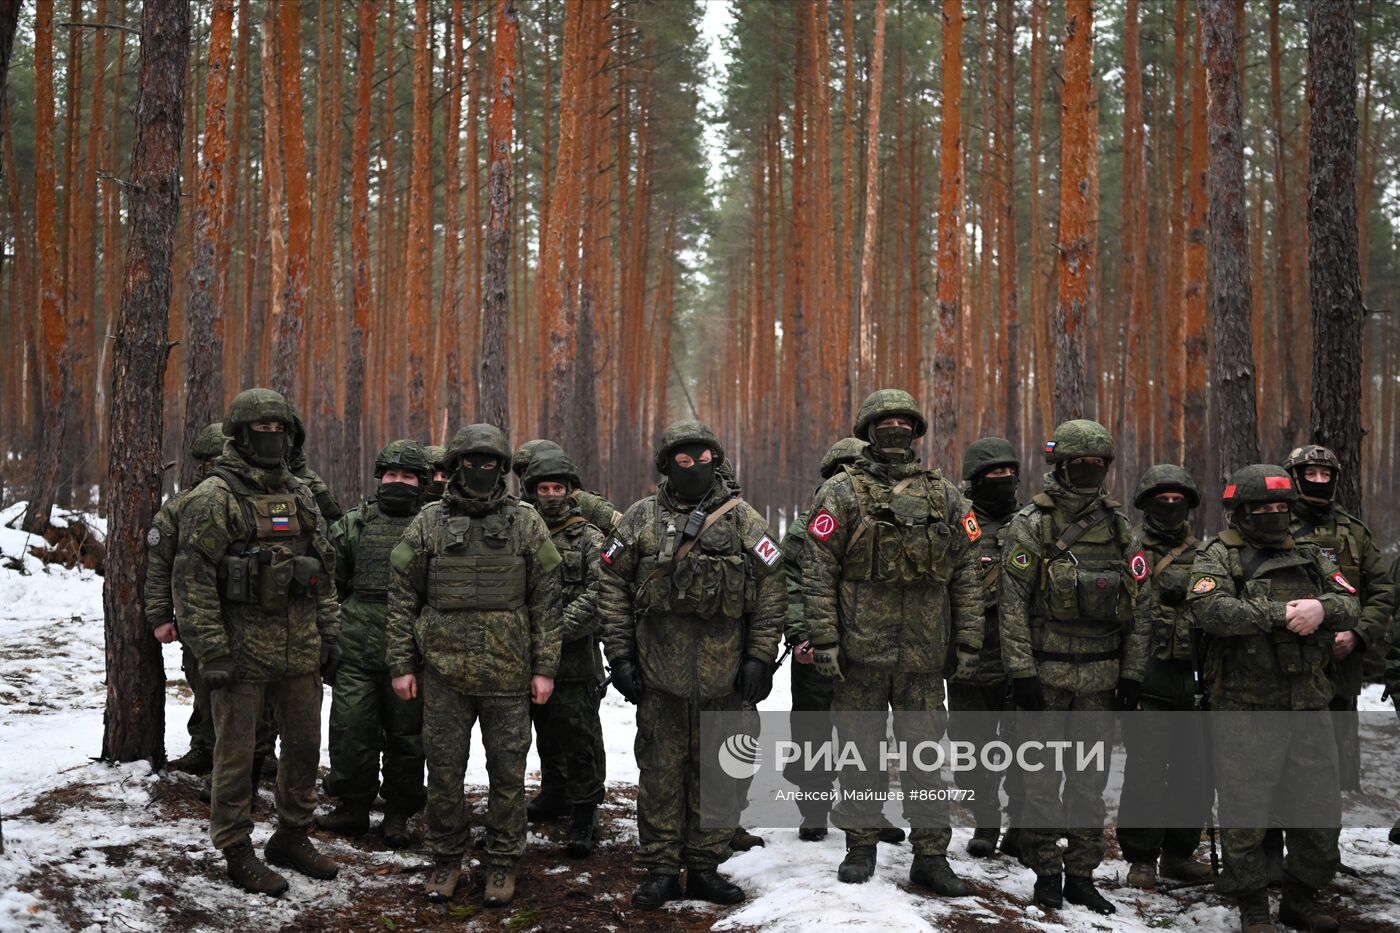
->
xmin=717 ymin=733 xmax=764 ymax=779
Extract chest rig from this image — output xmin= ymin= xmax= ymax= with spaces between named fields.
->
xmin=551 ymin=516 xmax=595 ymax=605
xmin=1144 ymin=530 xmax=1200 ymax=661
xmin=841 ymin=466 xmax=955 ymax=586
xmin=1293 ymin=511 xmax=1362 ymax=585
xmin=635 ymin=498 xmax=753 ymax=620
xmin=1215 ymin=535 xmax=1330 ymax=679
xmin=1033 ymin=497 xmax=1133 ymax=638
xmin=351 ymin=503 xmax=416 ymax=601
xmin=214 ymin=467 xmax=324 ymax=611
xmin=426 ymin=505 xmax=528 ymax=611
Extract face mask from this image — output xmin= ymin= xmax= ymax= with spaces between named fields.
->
xmin=668 ymin=459 xmax=715 ymax=502
xmin=535 ymin=493 xmax=570 ymax=520
xmin=1064 ymin=460 xmax=1108 ymax=492
xmin=457 ymin=456 xmax=501 ymax=497
xmin=239 ymin=427 xmax=289 ymax=468
xmin=1297 ymin=476 xmax=1336 ymax=503
xmin=870 ymin=424 xmax=915 ymax=457
xmin=971 ymin=475 xmax=1019 ymax=518
xmin=377 ymin=480 xmax=421 ymax=515
xmin=1241 ymin=509 xmax=1292 ymax=546
xmin=1144 ymin=498 xmax=1191 ymax=530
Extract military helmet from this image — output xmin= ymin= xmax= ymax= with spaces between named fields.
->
xmin=820 ymin=437 xmax=868 ymax=480
xmin=1133 ymin=463 xmax=1201 ymax=509
xmin=192 ymin=422 xmax=228 ymax=461
xmin=961 ymin=436 xmax=1020 ymax=483
xmin=1221 ymin=464 xmax=1297 ymax=508
xmin=523 ymin=449 xmax=582 ymax=494
xmin=653 ymin=420 xmax=726 ymax=474
xmin=511 ymin=439 xmax=564 ymax=478
xmin=1283 ymin=444 xmax=1341 ymax=478
xmin=375 ymin=439 xmax=432 ymax=479
xmin=446 ymin=423 xmax=512 ymax=471
xmin=1043 ymin=419 xmax=1115 ymax=464
xmin=852 ymin=389 xmax=928 ymax=441
xmin=223 ymin=388 xmax=295 ymax=435
xmin=424 ymin=445 xmax=448 ymax=474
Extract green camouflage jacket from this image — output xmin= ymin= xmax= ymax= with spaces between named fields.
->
xmin=144 ymin=487 xmax=200 ymax=631
xmin=574 ymin=489 xmax=622 ymax=537
xmin=950 ymin=503 xmax=1018 ymax=687
xmin=330 ymin=498 xmax=418 ymax=670
xmin=551 ymin=507 xmax=607 ymax=683
xmin=293 ymin=463 xmax=344 ymax=524
xmin=1132 ymin=521 xmax=1205 ymax=666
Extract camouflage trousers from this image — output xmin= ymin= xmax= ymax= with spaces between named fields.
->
xmin=1019 ymin=686 xmax=1114 ymax=877
xmin=784 ymin=662 xmax=894 ymax=825
xmin=1117 ymin=659 xmax=1209 ymax=863
xmin=208 ymin=673 xmax=321 ymax=851
xmin=1329 ymin=693 xmax=1361 ymax=792
xmin=1213 ymin=699 xmax=1340 ymax=898
xmin=635 ymin=688 xmax=742 ymax=875
xmin=422 ymin=668 xmax=530 ymax=864
xmin=947 ymin=679 xmax=1019 ymax=831
xmin=180 ymin=642 xmax=217 ymax=754
xmin=529 ymin=679 xmax=606 ymax=806
xmin=829 ymin=665 xmax=950 ymax=856
xmin=324 ymin=663 xmax=426 ymax=814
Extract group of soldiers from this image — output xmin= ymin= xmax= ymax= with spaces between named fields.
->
xmin=145 ymin=384 xmax=1396 ymax=932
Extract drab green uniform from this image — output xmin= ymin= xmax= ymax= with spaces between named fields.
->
xmin=323 ymin=499 xmax=426 ymax=815
xmin=385 ymin=487 xmax=562 ymax=865
xmin=1188 ymin=529 xmax=1358 ymax=898
xmin=998 ymin=475 xmax=1148 ymax=877
xmin=598 ymin=484 xmax=784 ymax=876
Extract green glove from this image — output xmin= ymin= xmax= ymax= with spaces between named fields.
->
xmin=811 ymin=642 xmax=844 ymax=682
xmin=202 ymin=657 xmax=237 ymax=691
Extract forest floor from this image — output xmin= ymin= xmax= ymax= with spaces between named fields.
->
xmin=4 ymin=501 xmax=1400 ymax=932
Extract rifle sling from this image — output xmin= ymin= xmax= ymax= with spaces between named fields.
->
xmin=846 ymin=476 xmax=920 ymax=549
xmin=642 ymin=497 xmax=743 ymax=585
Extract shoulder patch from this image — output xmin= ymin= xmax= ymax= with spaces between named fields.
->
xmin=389 ymin=539 xmax=416 ymax=573
xmin=146 ymin=526 xmax=162 ymax=547
xmin=752 ymin=533 xmax=782 ymax=567
xmin=1191 ymin=576 xmax=1218 ymax=595
xmin=1130 ymin=551 xmax=1149 ymax=582
xmin=1007 ymin=546 xmax=1033 ymax=575
xmin=961 ymin=510 xmax=982 ymax=542
xmin=535 ymin=537 xmax=563 ymax=573
xmin=808 ymin=509 xmax=837 ymax=541
xmin=1331 ymin=572 xmax=1357 ymax=594
xmin=600 ymin=537 xmax=625 ymax=567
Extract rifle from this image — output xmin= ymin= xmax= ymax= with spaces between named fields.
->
xmin=771 ymin=640 xmax=795 ymax=674
xmin=595 ymin=671 xmax=612 ymax=700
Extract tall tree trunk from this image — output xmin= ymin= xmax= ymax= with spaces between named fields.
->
xmin=479 ymin=0 xmax=516 ymax=431
xmin=1183 ymin=13 xmax=1210 ymax=488
xmin=1166 ymin=0 xmax=1188 ymax=463
xmin=1053 ymin=0 xmax=1093 ymax=423
xmin=270 ymin=0 xmax=309 ymax=400
xmin=180 ymin=0 xmax=233 ymax=490
xmin=1118 ymin=0 xmax=1147 ymax=473
xmin=1028 ymin=0 xmax=1049 ymax=445
xmin=997 ymin=0 xmax=1018 ymax=448
xmin=346 ymin=0 xmax=377 ymax=478
xmin=1305 ymin=0 xmax=1362 ymax=512
xmin=406 ymin=0 xmax=432 ymax=438
xmin=855 ymin=0 xmax=886 ymax=388
xmin=933 ymin=0 xmax=961 ymax=471
xmin=102 ymin=0 xmax=189 ymax=765
xmin=1200 ymin=0 xmax=1258 ymax=478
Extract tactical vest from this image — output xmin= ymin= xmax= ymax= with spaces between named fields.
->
xmin=350 ymin=503 xmax=416 ymax=601
xmin=1293 ymin=510 xmax=1363 ymax=587
xmin=977 ymin=516 xmax=1012 ymax=615
xmin=552 ymin=517 xmax=595 ymax=605
xmin=1212 ymin=538 xmax=1331 ymax=688
xmin=425 ymin=505 xmax=529 ymax=612
xmin=839 ymin=466 xmax=956 ymax=587
xmin=1143 ymin=531 xmax=1200 ymax=662
xmin=213 ymin=467 xmax=326 ymax=611
xmin=1033 ymin=496 xmax=1134 ymax=639
xmin=635 ymin=500 xmax=754 ymax=620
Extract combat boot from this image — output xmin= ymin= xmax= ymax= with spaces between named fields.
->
xmin=224 ymin=843 xmax=288 ymax=897
xmin=686 ymin=868 xmax=745 ymax=905
xmin=910 ymin=854 xmax=970 ymax=897
xmin=314 ymin=802 xmax=370 ymax=837
xmin=1159 ymin=852 xmax=1212 ymax=884
xmin=381 ymin=809 xmax=413 ymax=849
xmin=1063 ymin=875 xmax=1116 ymax=915
xmin=526 ymin=788 xmax=569 ymax=822
xmin=632 ymin=873 xmax=682 ymax=910
xmin=1390 ymin=818 xmax=1400 ymax=846
xmin=250 ymin=754 xmax=268 ymax=789
xmin=1238 ymin=890 xmax=1278 ymax=933
xmin=264 ymin=829 xmax=339 ymax=880
xmin=424 ymin=856 xmax=462 ymax=902
xmin=566 ymin=804 xmax=597 ymax=857
xmin=1127 ymin=860 xmax=1157 ymax=889
xmin=730 ymin=827 xmax=765 ymax=851
xmin=1264 ymin=830 xmax=1285 ymax=887
xmin=169 ymin=747 xmax=213 ymax=775
xmin=1277 ymin=882 xmax=1339 ymax=932
xmin=261 ymin=753 xmax=278 ymax=779
xmin=483 ymin=863 xmax=517 ymax=907
xmin=876 ymin=816 xmax=907 ymax=844
xmin=1033 ymin=872 xmax=1063 ymax=909
xmin=1000 ymin=827 xmax=1025 ymax=862
xmin=798 ymin=825 xmax=829 ymax=842
xmin=838 ymin=845 xmax=877 ymax=884
xmin=966 ymin=827 xmax=999 ymax=858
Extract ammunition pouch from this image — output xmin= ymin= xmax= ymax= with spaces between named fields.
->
xmin=427 ymin=553 xmax=528 ymax=611
xmin=1043 ymin=557 xmax=1130 ymax=635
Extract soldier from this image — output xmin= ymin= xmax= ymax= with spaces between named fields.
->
xmin=316 ymin=440 xmax=433 ymax=848
xmin=513 ymin=438 xmax=623 ymax=536
xmin=149 ymin=422 xmax=230 ymax=775
xmin=947 ymin=437 xmax=1023 ymax=859
xmin=172 ymin=388 xmax=342 ymax=896
xmin=1189 ymin=464 xmax=1358 ymax=933
xmin=522 ymin=449 xmax=608 ymax=856
xmin=386 ymin=424 xmax=562 ymax=907
xmin=1116 ymin=464 xmax=1213 ymax=889
xmin=423 ymin=445 xmax=450 ymax=504
xmin=998 ymin=419 xmax=1147 ymax=914
xmin=598 ymin=421 xmax=784 ymax=910
xmin=798 ymin=389 xmax=981 ymax=895
xmin=288 ymin=407 xmax=344 ymax=524
xmin=781 ymin=437 xmax=903 ymax=847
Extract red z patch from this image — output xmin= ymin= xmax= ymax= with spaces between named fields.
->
xmin=962 ymin=510 xmax=982 ymax=542
xmin=808 ymin=509 xmax=837 ymax=541
xmin=1332 ymin=572 xmax=1357 ymax=594
xmin=1130 ymin=551 xmax=1149 ymax=582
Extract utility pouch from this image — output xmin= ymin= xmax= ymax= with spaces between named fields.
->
xmin=291 ymin=555 xmax=323 ymax=596
xmin=1077 ymin=568 xmax=1127 ymax=622
xmin=222 ymin=554 xmax=257 ymax=603
xmin=258 ymin=548 xmax=296 ymax=611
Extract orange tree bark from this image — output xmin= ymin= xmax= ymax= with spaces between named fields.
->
xmin=1200 ymin=0 xmax=1258 ymax=477
xmin=180 ymin=0 xmax=234 ymax=490
xmin=1028 ymin=0 xmax=1049 ymax=444
xmin=1305 ymin=0 xmax=1363 ymax=511
xmin=406 ymin=0 xmax=432 ymax=438
xmin=270 ymin=0 xmax=310 ymax=401
xmin=997 ymin=0 xmax=1018 ymax=448
xmin=856 ymin=0 xmax=886 ymax=387
xmin=1268 ymin=0 xmax=1301 ymax=448
xmin=1053 ymin=0 xmax=1092 ymax=423
xmin=1166 ymin=0 xmax=1188 ymax=463
xmin=347 ymin=0 xmax=377 ymax=478
xmin=439 ymin=0 xmax=465 ymax=432
xmin=1183 ymin=13 xmax=1209 ymax=487
xmin=1117 ymin=0 xmax=1146 ymax=472
xmin=102 ymin=0 xmax=189 ymax=765
xmin=932 ymin=0 xmax=961 ymax=472
xmin=479 ymin=0 xmax=517 ymax=431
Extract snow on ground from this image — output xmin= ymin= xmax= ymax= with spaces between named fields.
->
xmin=3 ymin=501 xmax=1400 ymax=931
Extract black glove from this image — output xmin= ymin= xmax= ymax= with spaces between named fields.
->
xmin=1115 ymin=678 xmax=1142 ymax=711
xmin=202 ymin=657 xmax=237 ymax=691
xmin=610 ymin=658 xmax=645 ymax=705
xmin=320 ymin=642 xmax=343 ymax=687
xmin=1012 ymin=675 xmax=1045 ymax=711
xmin=736 ymin=657 xmax=774 ymax=705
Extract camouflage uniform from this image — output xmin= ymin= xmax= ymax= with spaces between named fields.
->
xmin=998 ymin=420 xmax=1148 ymax=888
xmin=512 ymin=439 xmax=622 ymax=535
xmin=322 ymin=441 xmax=433 ymax=823
xmin=423 ymin=445 xmax=449 ymax=504
xmin=289 ymin=408 xmax=344 ymax=524
xmin=172 ymin=389 xmax=340 ymax=860
xmin=385 ymin=424 xmax=563 ymax=869
xmin=1189 ymin=464 xmax=1358 ymax=924
xmin=146 ymin=422 xmax=229 ymax=765
xmin=1116 ymin=465 xmax=1213 ymax=868
xmin=598 ymin=422 xmax=784 ymax=884
xmin=1285 ymin=445 xmax=1396 ymax=791
xmin=799 ymin=391 xmax=982 ymax=882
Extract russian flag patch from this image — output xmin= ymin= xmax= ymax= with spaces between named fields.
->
xmin=1043 ymin=440 xmax=1056 ymax=454
xmin=271 ymin=516 xmax=291 ymax=531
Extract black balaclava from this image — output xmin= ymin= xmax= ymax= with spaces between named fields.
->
xmin=377 ymin=476 xmax=422 ymax=516
xmin=1238 ymin=505 xmax=1292 ymax=548
xmin=1063 ymin=459 xmax=1109 ymax=493
xmin=457 ymin=454 xmax=502 ymax=498
xmin=971 ymin=471 xmax=1019 ymax=520
xmin=667 ymin=442 xmax=715 ymax=502
xmin=1295 ymin=470 xmax=1336 ymax=516
xmin=237 ymin=425 xmax=291 ymax=468
xmin=1143 ymin=493 xmax=1191 ymax=535
xmin=869 ymin=423 xmax=915 ymax=460
xmin=424 ymin=472 xmax=449 ymax=504
xmin=530 ymin=479 xmax=573 ymax=521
